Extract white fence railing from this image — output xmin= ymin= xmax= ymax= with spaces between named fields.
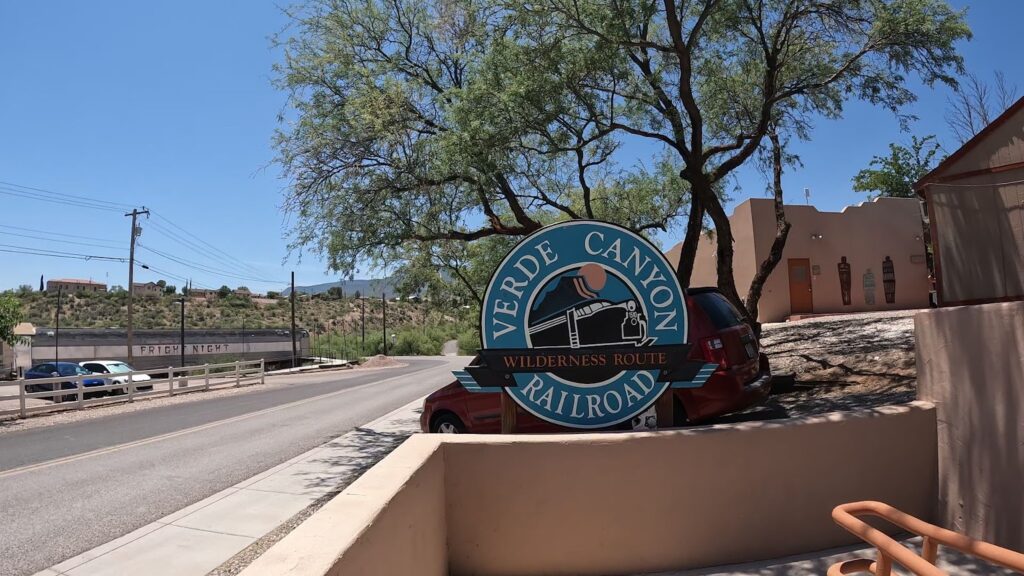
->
xmin=0 ymin=359 xmax=265 ymax=418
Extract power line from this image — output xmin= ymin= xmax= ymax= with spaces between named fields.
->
xmin=2 ymin=224 xmax=123 ymax=245
xmin=0 ymin=180 xmax=134 ymax=209
xmin=0 ymin=230 xmax=123 ymax=251
xmin=0 ymin=244 xmax=128 ymax=262
xmin=145 ymin=218 xmax=270 ymax=280
xmin=0 ymin=185 xmax=126 ymax=212
xmin=137 ymin=242 xmax=283 ymax=284
xmin=2 ymin=180 xmax=284 ymax=289
xmin=135 ymin=261 xmax=211 ymax=289
xmin=151 ymin=212 xmax=268 ymax=277
xmin=144 ymin=220 xmax=279 ymax=281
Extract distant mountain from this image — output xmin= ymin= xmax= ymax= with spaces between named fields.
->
xmin=280 ymin=278 xmax=398 ymax=298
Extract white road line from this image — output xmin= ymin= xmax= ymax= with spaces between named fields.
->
xmin=0 ymin=362 xmax=448 ymax=480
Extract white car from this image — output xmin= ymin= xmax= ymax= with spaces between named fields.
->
xmin=80 ymin=360 xmax=153 ymax=394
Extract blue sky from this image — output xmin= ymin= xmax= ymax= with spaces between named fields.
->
xmin=1 ymin=1 xmax=1021 ymax=293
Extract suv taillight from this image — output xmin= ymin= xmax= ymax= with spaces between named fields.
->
xmin=701 ymin=337 xmax=728 ymax=369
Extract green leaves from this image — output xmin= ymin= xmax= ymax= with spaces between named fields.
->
xmin=274 ymin=0 xmax=688 ymax=280
xmin=852 ymin=135 xmax=942 ymax=199
xmin=0 ymin=293 xmax=24 ymax=346
xmin=274 ymin=0 xmax=969 ymax=307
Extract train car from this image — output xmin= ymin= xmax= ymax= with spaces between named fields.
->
xmin=19 ymin=327 xmax=310 ymax=373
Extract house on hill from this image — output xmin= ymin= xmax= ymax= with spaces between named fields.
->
xmin=914 ymin=96 xmax=1024 ymax=307
xmin=189 ymin=288 xmax=217 ymax=299
xmin=666 ymin=197 xmax=930 ymax=323
xmin=46 ymin=278 xmax=106 ymax=293
xmin=132 ymin=282 xmax=162 ymax=296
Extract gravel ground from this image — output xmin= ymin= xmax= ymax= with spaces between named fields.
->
xmin=758 ymin=310 xmax=920 ymax=418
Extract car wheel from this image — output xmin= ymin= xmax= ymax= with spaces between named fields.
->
xmin=431 ymin=414 xmax=465 ymax=434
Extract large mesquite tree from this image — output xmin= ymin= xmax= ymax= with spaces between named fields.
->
xmin=276 ymin=0 xmax=969 ymax=320
xmin=518 ymin=0 xmax=969 ymax=318
xmin=274 ymin=0 xmax=687 ymax=282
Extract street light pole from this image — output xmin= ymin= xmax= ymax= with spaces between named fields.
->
xmin=177 ymin=297 xmax=185 ymax=368
xmin=290 ymin=271 xmax=298 ymax=369
xmin=382 ymin=292 xmax=387 ymax=356
xmin=55 ymin=286 xmax=62 ymax=366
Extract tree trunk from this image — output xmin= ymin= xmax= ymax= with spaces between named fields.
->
xmin=697 ymin=182 xmax=748 ymax=323
xmin=674 ymin=191 xmax=704 ymax=290
xmin=744 ymin=132 xmax=791 ymax=336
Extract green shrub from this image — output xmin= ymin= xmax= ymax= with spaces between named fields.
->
xmin=457 ymin=328 xmax=481 ymax=355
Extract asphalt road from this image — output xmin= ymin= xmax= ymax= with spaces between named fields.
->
xmin=0 ymin=357 xmax=464 ymax=576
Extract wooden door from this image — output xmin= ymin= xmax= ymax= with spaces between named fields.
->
xmin=788 ymin=258 xmax=813 ymax=314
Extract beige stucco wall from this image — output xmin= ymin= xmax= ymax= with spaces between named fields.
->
xmin=669 ymin=197 xmax=930 ymax=322
xmin=920 ymin=101 xmax=1024 ymax=305
xmin=679 ymin=201 xmax=760 ymax=301
xmin=242 ymin=403 xmax=937 ymax=576
xmin=942 ymin=104 xmax=1024 ymax=175
xmin=927 ymin=169 xmax=1024 ymax=305
xmin=239 ymin=437 xmax=448 ymax=576
xmin=444 ymin=404 xmax=936 ymax=575
xmin=916 ymin=302 xmax=1024 ymax=551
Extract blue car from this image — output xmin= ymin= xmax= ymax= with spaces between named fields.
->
xmin=25 ymin=362 xmax=106 ymax=402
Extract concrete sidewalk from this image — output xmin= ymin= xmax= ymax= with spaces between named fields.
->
xmin=34 ymin=397 xmax=425 ymax=576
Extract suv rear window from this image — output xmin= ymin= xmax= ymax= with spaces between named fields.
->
xmin=690 ymin=291 xmax=744 ymax=330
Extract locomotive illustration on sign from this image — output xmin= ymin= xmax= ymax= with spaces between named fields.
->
xmin=527 ymin=263 xmax=651 ymax=349
xmin=454 ymin=220 xmax=716 ymax=429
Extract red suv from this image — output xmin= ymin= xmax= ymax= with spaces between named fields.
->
xmin=421 ymin=288 xmax=771 ymax=433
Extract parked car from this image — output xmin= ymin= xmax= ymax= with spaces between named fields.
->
xmin=80 ymin=360 xmax=153 ymax=393
xmin=421 ymin=287 xmax=772 ymax=433
xmin=24 ymin=362 xmax=107 ymax=402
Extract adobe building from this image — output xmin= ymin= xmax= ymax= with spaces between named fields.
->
xmin=666 ymin=197 xmax=930 ymax=322
xmin=131 ymin=282 xmax=162 ymax=296
xmin=914 ymin=96 xmax=1024 ymax=306
xmin=45 ymin=278 xmax=106 ymax=293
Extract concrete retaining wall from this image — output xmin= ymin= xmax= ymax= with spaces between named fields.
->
xmin=239 ymin=438 xmax=448 ymax=576
xmin=240 ymin=402 xmax=938 ymax=576
xmin=916 ymin=302 xmax=1024 ymax=550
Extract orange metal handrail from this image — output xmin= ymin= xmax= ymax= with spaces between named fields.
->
xmin=828 ymin=501 xmax=1024 ymax=576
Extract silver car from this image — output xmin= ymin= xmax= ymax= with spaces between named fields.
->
xmin=79 ymin=360 xmax=153 ymax=394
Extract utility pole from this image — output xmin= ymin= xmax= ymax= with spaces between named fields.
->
xmin=290 ymin=271 xmax=298 ymax=368
xmin=55 ymin=286 xmax=62 ymax=367
xmin=341 ymin=288 xmax=347 ymax=362
xmin=382 ymin=293 xmax=387 ymax=356
xmin=177 ymin=297 xmax=186 ymax=368
xmin=125 ymin=207 xmax=149 ymax=364
xmin=360 ymin=297 xmax=365 ymax=357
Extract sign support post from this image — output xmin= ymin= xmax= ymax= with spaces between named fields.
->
xmin=501 ymin=391 xmax=517 ymax=434
xmin=655 ymin=392 xmax=674 ymax=429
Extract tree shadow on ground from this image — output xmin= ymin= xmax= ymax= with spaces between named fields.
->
xmin=295 ymin=420 xmax=421 ymax=492
xmin=793 ymin=353 xmax=916 ymax=383
xmin=643 ymin=536 xmax=1018 ymax=575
